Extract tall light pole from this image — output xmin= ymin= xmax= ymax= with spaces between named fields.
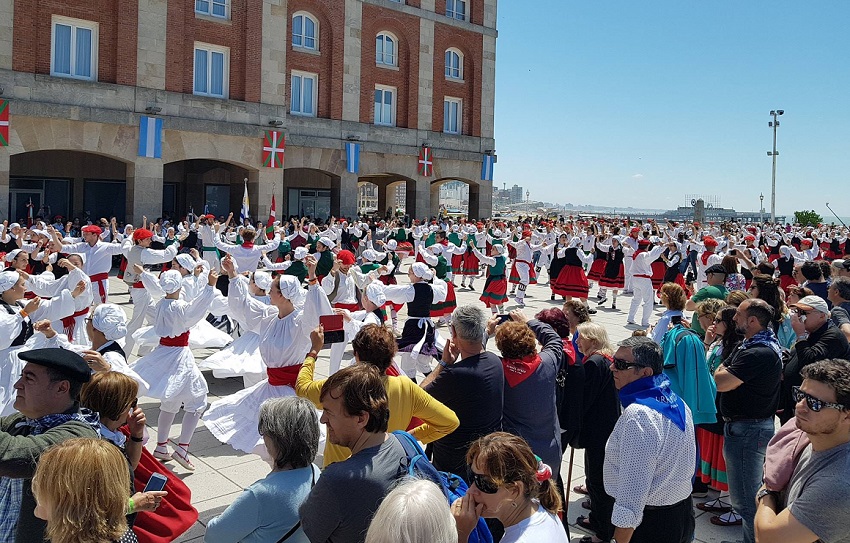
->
xmin=526 ymin=190 xmax=530 ymax=217
xmin=759 ymin=192 xmax=764 ymax=224
xmin=767 ymin=109 xmax=784 ymax=224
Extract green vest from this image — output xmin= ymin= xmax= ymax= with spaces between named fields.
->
xmin=284 ymin=261 xmax=308 ymax=283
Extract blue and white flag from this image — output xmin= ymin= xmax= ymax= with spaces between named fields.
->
xmin=138 ymin=116 xmax=163 ymax=158
xmin=240 ymin=180 xmax=250 ymax=222
xmin=346 ymin=142 xmax=360 ymax=174
xmin=481 ymin=153 xmax=495 ymax=182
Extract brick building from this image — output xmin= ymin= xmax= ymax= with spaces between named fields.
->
xmin=0 ymin=0 xmax=496 ymax=225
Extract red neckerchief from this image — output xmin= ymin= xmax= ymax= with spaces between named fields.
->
xmin=502 ymin=353 xmax=542 ymax=387
xmin=632 ymin=249 xmax=645 ymax=261
xmin=701 ymin=251 xmax=712 ymax=265
xmin=242 ymin=241 xmax=254 ymax=249
xmin=562 ymin=339 xmax=576 ymax=366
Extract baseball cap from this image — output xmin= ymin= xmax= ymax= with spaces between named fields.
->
xmin=789 ymin=295 xmax=829 ymax=315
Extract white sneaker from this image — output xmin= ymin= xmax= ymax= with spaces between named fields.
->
xmin=171 ymin=446 xmax=195 ymax=471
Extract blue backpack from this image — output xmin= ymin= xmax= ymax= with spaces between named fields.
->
xmin=392 ymin=431 xmax=493 ymax=543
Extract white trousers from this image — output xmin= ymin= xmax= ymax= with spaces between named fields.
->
xmin=627 ymin=277 xmax=655 ymax=327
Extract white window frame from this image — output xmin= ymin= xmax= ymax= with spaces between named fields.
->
xmin=447 ymin=0 xmax=467 ymax=21
xmin=195 ymin=0 xmax=229 ymax=19
xmin=445 ymin=48 xmax=464 ymax=80
xmin=292 ymin=12 xmax=319 ymax=51
xmin=50 ymin=15 xmax=98 ymax=81
xmin=376 ymin=32 xmax=398 ymax=67
xmin=193 ymin=43 xmax=230 ymax=99
xmin=290 ymin=70 xmax=318 ymax=117
xmin=374 ymin=85 xmax=397 ymax=127
xmin=443 ymin=97 xmax=462 ymax=134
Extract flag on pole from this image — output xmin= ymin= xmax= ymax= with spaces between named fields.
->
xmin=267 ymin=195 xmax=276 ymax=235
xmin=240 ymin=179 xmax=250 ymax=223
xmin=26 ymin=198 xmax=34 ymax=227
xmin=262 ymin=131 xmax=285 ymax=168
xmin=418 ymin=146 xmax=433 ymax=177
xmin=203 ymin=203 xmax=210 ymax=216
xmin=481 ymin=153 xmax=495 ymax=182
xmin=138 ymin=115 xmax=163 ymax=158
xmin=0 ymin=100 xmax=9 ymax=147
xmin=345 ymin=142 xmax=360 ymax=174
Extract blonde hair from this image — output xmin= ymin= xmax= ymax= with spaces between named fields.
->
xmin=575 ymin=322 xmax=613 ymax=356
xmin=365 ymin=478 xmax=456 ymax=543
xmin=31 ymin=438 xmax=130 ymax=543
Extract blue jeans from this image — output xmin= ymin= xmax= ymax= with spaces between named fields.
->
xmin=723 ymin=418 xmax=775 ymax=543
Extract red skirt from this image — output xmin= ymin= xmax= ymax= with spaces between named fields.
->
xmin=587 ymin=259 xmax=606 ymax=282
xmin=650 ymin=261 xmax=666 ymax=289
xmin=508 ymin=261 xmax=538 ymax=285
xmin=552 ymin=265 xmax=589 ymax=298
xmin=480 ymin=276 xmax=508 ymax=307
xmin=696 ymin=426 xmax=728 ymax=491
xmin=431 ymin=282 xmax=457 ymax=317
xmin=461 ymin=252 xmax=479 ymax=275
xmin=451 ymin=253 xmax=464 ymax=273
xmin=598 ymin=265 xmax=625 ymax=289
xmin=779 ymin=274 xmax=797 ymax=294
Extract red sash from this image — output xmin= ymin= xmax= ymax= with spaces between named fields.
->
xmin=502 ymin=353 xmax=543 ymax=387
xmin=90 ymin=272 xmax=109 ymax=303
xmin=267 ymin=365 xmax=303 ymax=387
xmin=60 ymin=308 xmax=90 ymax=342
xmin=131 ymin=281 xmax=144 ymax=289
xmin=159 ymin=331 xmax=190 ymax=347
xmin=333 ymin=302 xmax=360 ymax=312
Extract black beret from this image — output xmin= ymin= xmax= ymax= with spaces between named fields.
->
xmin=18 ymin=348 xmax=91 ymax=383
xmin=705 ymin=264 xmax=728 ymax=276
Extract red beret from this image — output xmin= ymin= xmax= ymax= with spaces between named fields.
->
xmin=81 ymin=225 xmax=102 ymax=235
xmin=703 ymin=236 xmax=718 ymax=247
xmin=132 ymin=228 xmax=154 ymax=241
xmin=336 ymin=250 xmax=355 ymax=265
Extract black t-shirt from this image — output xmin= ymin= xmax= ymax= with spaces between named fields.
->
xmin=719 ymin=343 xmax=782 ymax=420
xmin=424 ymin=351 xmax=504 ymax=478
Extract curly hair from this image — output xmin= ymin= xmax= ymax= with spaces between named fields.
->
xmin=562 ymin=300 xmax=590 ymax=324
xmin=696 ymin=298 xmax=726 ymax=319
xmin=534 ymin=308 xmax=570 ymax=339
xmin=751 ymin=274 xmax=786 ymax=322
xmin=725 ymin=290 xmax=749 ymax=308
xmin=351 ymin=324 xmax=397 ymax=373
xmin=801 ymin=359 xmax=850 ymax=409
xmin=660 ymin=283 xmax=687 ymax=311
xmin=494 ymin=321 xmax=537 ymax=359
xmin=716 ymin=306 xmax=743 ymax=361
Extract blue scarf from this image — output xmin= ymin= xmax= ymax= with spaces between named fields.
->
xmin=619 ymin=374 xmax=687 ymax=431
xmin=741 ymin=328 xmax=782 ymax=358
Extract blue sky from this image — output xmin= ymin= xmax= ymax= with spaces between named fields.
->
xmin=493 ymin=1 xmax=850 ymax=220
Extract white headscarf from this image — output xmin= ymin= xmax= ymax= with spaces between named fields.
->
xmin=385 ymin=239 xmax=398 ymax=250
xmin=4 ymin=249 xmax=22 ymax=263
xmin=175 ymin=253 xmax=197 ymax=272
xmin=410 ymin=262 xmax=433 ymax=280
xmin=92 ymin=303 xmax=128 ymax=341
xmin=252 ymin=270 xmax=272 ymax=292
xmin=318 ymin=237 xmax=335 ymax=249
xmin=365 ymin=282 xmax=387 ymax=307
xmin=293 ymin=247 xmax=309 ymax=260
xmin=278 ymin=275 xmax=306 ymax=307
xmin=159 ymin=270 xmax=183 ymax=294
xmin=0 ymin=270 xmax=20 ymax=292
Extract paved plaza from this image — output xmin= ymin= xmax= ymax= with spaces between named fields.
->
xmin=106 ymin=266 xmax=741 ymax=543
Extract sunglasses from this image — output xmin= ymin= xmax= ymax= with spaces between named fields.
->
xmin=792 ymin=386 xmax=845 ymax=412
xmin=612 ymin=357 xmax=642 ymax=371
xmin=467 ymin=466 xmax=500 ymax=494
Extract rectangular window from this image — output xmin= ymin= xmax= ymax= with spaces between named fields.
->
xmin=443 ymin=97 xmax=462 ymax=134
xmin=193 ymin=44 xmax=229 ymax=98
xmin=374 ymin=86 xmax=396 ymax=127
xmin=290 ymin=71 xmax=318 ymax=116
xmin=51 ymin=16 xmax=98 ymax=81
xmin=195 ymin=0 xmax=229 ymax=18
xmin=447 ymin=0 xmax=467 ymax=20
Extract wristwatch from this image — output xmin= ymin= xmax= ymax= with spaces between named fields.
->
xmin=756 ymin=488 xmax=779 ymax=502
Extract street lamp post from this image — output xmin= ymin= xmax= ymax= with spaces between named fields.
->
xmin=526 ymin=190 xmax=530 ymax=217
xmin=767 ymin=109 xmax=784 ymax=224
xmin=759 ymin=193 xmax=764 ymax=224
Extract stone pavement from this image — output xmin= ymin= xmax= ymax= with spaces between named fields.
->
xmin=104 ymin=266 xmax=742 ymax=543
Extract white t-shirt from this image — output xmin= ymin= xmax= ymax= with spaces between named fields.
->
xmin=501 ymin=503 xmax=569 ymax=543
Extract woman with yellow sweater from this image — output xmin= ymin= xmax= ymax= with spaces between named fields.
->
xmin=296 ymin=323 xmax=459 ymax=466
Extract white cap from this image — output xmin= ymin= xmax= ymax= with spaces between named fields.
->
xmin=91 ymin=303 xmax=127 ymax=341
xmin=159 ymin=270 xmax=183 ymax=294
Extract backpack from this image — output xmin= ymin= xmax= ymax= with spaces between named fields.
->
xmin=392 ymin=431 xmax=493 ymax=543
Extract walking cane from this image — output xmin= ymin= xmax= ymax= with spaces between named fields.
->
xmin=564 ymin=446 xmax=576 ymax=519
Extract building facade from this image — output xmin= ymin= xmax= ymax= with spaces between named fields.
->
xmin=0 ymin=0 xmax=497 ymax=225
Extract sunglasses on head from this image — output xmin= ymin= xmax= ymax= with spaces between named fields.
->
xmin=792 ymin=386 xmax=845 ymax=412
xmin=467 ymin=466 xmax=500 ymax=494
xmin=612 ymin=357 xmax=642 ymax=371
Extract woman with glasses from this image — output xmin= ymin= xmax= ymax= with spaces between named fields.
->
xmin=453 ymin=432 xmax=567 ymax=543
xmin=749 ymin=274 xmax=796 ymax=349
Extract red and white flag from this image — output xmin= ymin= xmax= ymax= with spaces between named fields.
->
xmin=262 ymin=131 xmax=285 ymax=168
xmin=0 ymin=100 xmax=9 ymax=147
xmin=418 ymin=146 xmax=433 ymax=177
xmin=266 ymin=195 xmax=276 ymax=235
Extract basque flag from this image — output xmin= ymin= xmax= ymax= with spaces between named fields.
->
xmin=418 ymin=146 xmax=433 ymax=177
xmin=0 ymin=100 xmax=9 ymax=147
xmin=345 ymin=142 xmax=360 ymax=174
xmin=138 ymin=116 xmax=163 ymax=158
xmin=481 ymin=153 xmax=495 ymax=181
xmin=262 ymin=131 xmax=285 ymax=168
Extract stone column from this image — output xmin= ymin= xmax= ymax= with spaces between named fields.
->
xmin=407 ymin=177 xmax=431 ymax=220
xmin=430 ymin=181 xmax=441 ymax=218
xmin=261 ymin=0 xmax=288 ymax=106
xmin=377 ymin=182 xmax=388 ymax=218
xmin=136 ymin=0 xmax=167 ymax=90
xmin=342 ymin=0 xmax=363 ymax=122
xmin=251 ymin=168 xmax=284 ymax=223
xmin=0 ymin=0 xmax=13 ymax=70
xmin=338 ymin=171 xmax=359 ymax=219
xmin=417 ymin=18 xmax=435 ymax=130
xmin=126 ymin=158 xmax=163 ymax=225
xmin=0 ymin=150 xmax=9 ymax=220
xmin=480 ymin=34 xmax=496 ymax=139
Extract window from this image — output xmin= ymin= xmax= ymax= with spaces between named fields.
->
xmin=444 ymin=97 xmax=461 ymax=134
xmin=447 ymin=0 xmax=467 ymax=20
xmin=374 ymin=86 xmax=396 ymax=126
xmin=445 ymin=48 xmax=463 ymax=80
xmin=51 ymin=16 xmax=98 ymax=81
xmin=292 ymin=12 xmax=318 ymax=50
xmin=376 ymin=32 xmax=397 ymax=66
xmin=195 ymin=0 xmax=228 ymax=18
xmin=193 ymin=44 xmax=229 ymax=98
xmin=290 ymin=71 xmax=318 ymax=116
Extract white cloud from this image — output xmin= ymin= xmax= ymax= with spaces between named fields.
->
xmin=631 ymin=174 xmax=644 ymax=179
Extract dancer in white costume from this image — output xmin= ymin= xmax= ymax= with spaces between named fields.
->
xmin=132 ymin=267 xmax=219 ymax=471
xmin=204 ymin=255 xmax=325 ymax=456
xmin=198 ymin=270 xmax=273 ymax=388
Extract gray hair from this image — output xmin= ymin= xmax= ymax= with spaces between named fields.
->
xmin=451 ymin=304 xmax=487 ymax=342
xmin=831 ymin=276 xmax=850 ymax=301
xmin=364 ymin=478 xmax=456 ymax=543
xmin=258 ymin=396 xmax=319 ymax=470
xmin=618 ymin=336 xmax=663 ymax=375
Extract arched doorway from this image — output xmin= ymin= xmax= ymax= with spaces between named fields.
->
xmin=431 ymin=177 xmax=480 ymax=219
xmin=164 ymin=159 xmax=255 ymax=222
xmin=357 ymin=181 xmax=379 ymax=215
xmin=283 ymin=167 xmax=340 ymax=222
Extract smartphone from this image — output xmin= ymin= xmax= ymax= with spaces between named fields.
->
xmin=495 ymin=314 xmax=511 ymax=325
xmin=320 ymin=314 xmax=345 ymax=346
xmin=143 ymin=472 xmax=168 ymax=493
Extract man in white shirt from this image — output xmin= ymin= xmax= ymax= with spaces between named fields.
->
xmin=604 ymin=336 xmax=696 ymax=543
xmin=50 ymin=223 xmax=125 ymax=304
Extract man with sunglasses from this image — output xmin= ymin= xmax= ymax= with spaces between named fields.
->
xmin=754 ymin=359 xmax=850 ymax=543
xmin=781 ymin=295 xmax=850 ymax=424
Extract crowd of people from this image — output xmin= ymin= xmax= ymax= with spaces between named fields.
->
xmin=1 ymin=212 xmax=850 ymax=543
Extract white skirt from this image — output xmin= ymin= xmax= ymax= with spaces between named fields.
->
xmin=132 ymin=319 xmax=232 ymax=350
xmin=132 ymin=345 xmax=208 ymax=412
xmin=0 ymin=348 xmax=25 ymax=417
xmin=197 ymin=331 xmax=266 ymax=379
